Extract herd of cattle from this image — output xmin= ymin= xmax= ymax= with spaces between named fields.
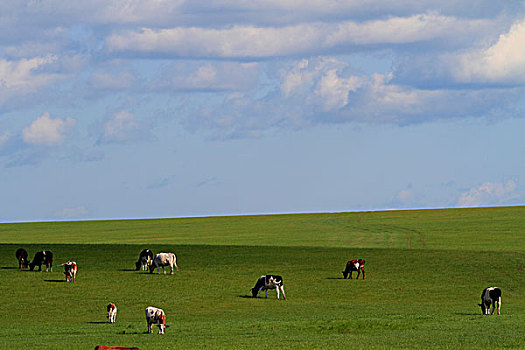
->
xmin=15 ymin=247 xmax=502 ymax=335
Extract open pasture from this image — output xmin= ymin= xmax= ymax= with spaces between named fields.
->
xmin=0 ymin=207 xmax=524 ymax=349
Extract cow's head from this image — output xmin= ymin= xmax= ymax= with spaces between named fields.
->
xmin=342 ymin=271 xmax=348 ymax=279
xmin=158 ymin=315 xmax=169 ymax=334
xmin=29 ymin=262 xmax=35 ymax=271
xmin=251 ymin=287 xmax=258 ymax=298
xmin=135 ymin=261 xmax=142 ymax=270
xmin=149 ymin=264 xmax=156 ymax=273
xmin=21 ymin=258 xmax=29 ymax=268
xmin=478 ymin=303 xmax=488 ymax=315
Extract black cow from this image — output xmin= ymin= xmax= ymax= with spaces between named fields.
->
xmin=16 ymin=248 xmax=29 ymax=269
xmin=479 ymin=287 xmax=502 ymax=315
xmin=342 ymin=259 xmax=365 ymax=279
xmin=251 ymin=275 xmax=286 ymax=300
xmin=135 ymin=249 xmax=154 ymax=271
xmin=29 ymin=250 xmax=53 ymax=272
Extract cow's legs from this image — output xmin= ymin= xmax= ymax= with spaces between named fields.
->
xmin=280 ymin=286 xmax=286 ymax=300
xmin=349 ymin=271 xmax=353 ymax=279
xmin=162 ymin=266 xmax=166 ymax=275
xmin=170 ymin=264 xmax=174 ymax=275
xmin=265 ymin=289 xmax=268 ymax=298
xmin=276 ymin=287 xmax=280 ymax=299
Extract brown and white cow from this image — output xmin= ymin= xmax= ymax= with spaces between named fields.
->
xmin=149 ymin=253 xmax=179 ymax=275
xmin=145 ymin=306 xmax=169 ymax=334
xmin=251 ymin=275 xmax=286 ymax=300
xmin=107 ymin=303 xmax=117 ymax=323
xmin=16 ymin=248 xmax=29 ymax=269
xmin=29 ymin=250 xmax=53 ymax=272
xmin=342 ymin=259 xmax=365 ymax=279
xmin=479 ymin=287 xmax=502 ymax=315
xmin=59 ymin=261 xmax=77 ymax=282
xmin=135 ymin=249 xmax=154 ymax=271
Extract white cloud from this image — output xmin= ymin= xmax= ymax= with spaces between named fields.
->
xmin=22 ymin=112 xmax=76 ymax=146
xmin=150 ymin=61 xmax=260 ymax=91
xmin=454 ymin=19 xmax=525 ymax=84
xmin=0 ymin=56 xmax=60 ymax=103
xmin=458 ymin=180 xmax=518 ymax=207
xmin=106 ymin=14 xmax=487 ymax=59
xmin=99 ymin=110 xmax=151 ymax=144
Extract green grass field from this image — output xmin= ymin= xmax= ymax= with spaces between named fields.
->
xmin=0 ymin=207 xmax=524 ymax=349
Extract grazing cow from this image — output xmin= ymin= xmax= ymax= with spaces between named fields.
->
xmin=29 ymin=250 xmax=53 ymax=272
xmin=145 ymin=306 xmax=169 ymax=334
xmin=479 ymin=287 xmax=502 ymax=315
xmin=135 ymin=249 xmax=154 ymax=271
xmin=342 ymin=259 xmax=365 ymax=279
xmin=16 ymin=248 xmax=29 ymax=269
xmin=149 ymin=253 xmax=179 ymax=275
xmin=59 ymin=261 xmax=77 ymax=282
xmin=251 ymin=275 xmax=286 ymax=300
xmin=107 ymin=303 xmax=117 ymax=323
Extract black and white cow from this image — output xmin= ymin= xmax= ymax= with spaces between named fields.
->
xmin=149 ymin=253 xmax=179 ymax=275
xmin=342 ymin=259 xmax=365 ymax=279
xmin=29 ymin=250 xmax=53 ymax=272
xmin=16 ymin=248 xmax=29 ymax=269
xmin=251 ymin=275 xmax=286 ymax=300
xmin=135 ymin=249 xmax=154 ymax=271
xmin=145 ymin=306 xmax=169 ymax=334
xmin=479 ymin=287 xmax=502 ymax=315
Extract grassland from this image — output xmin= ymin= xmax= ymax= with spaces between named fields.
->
xmin=0 ymin=206 xmax=524 ymax=349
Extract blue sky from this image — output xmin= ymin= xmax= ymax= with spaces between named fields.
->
xmin=1 ymin=1 xmax=524 ymax=222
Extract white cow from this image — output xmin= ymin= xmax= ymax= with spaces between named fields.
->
xmin=107 ymin=303 xmax=117 ymax=323
xmin=251 ymin=275 xmax=286 ymax=300
xmin=145 ymin=306 xmax=169 ymax=334
xmin=149 ymin=252 xmax=179 ymax=275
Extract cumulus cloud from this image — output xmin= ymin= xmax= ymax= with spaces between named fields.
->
xmin=98 ymin=110 xmax=152 ymax=144
xmin=22 ymin=112 xmax=76 ymax=146
xmin=453 ymin=19 xmax=525 ymax=84
xmin=458 ymin=180 xmax=519 ymax=207
xmin=150 ymin=61 xmax=260 ymax=92
xmin=0 ymin=56 xmax=60 ymax=104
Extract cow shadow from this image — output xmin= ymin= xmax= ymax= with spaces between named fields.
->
xmin=88 ymin=321 xmax=109 ymax=324
xmin=326 ymin=277 xmax=344 ymax=280
xmin=1 ymin=266 xmax=19 ymax=270
xmin=238 ymin=295 xmax=254 ymax=299
xmin=118 ymin=269 xmax=137 ymax=272
xmin=44 ymin=279 xmax=66 ymax=283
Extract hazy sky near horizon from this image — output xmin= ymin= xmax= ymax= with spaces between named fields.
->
xmin=1 ymin=1 xmax=525 ymax=222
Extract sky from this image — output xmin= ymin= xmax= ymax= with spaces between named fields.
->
xmin=1 ymin=1 xmax=525 ymax=222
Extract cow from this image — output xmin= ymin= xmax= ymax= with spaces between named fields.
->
xmin=59 ymin=261 xmax=77 ymax=282
xmin=479 ymin=287 xmax=502 ymax=315
xmin=342 ymin=259 xmax=365 ymax=279
xmin=16 ymin=248 xmax=29 ymax=269
xmin=145 ymin=306 xmax=169 ymax=334
xmin=107 ymin=303 xmax=117 ymax=323
xmin=149 ymin=253 xmax=179 ymax=275
xmin=135 ymin=249 xmax=154 ymax=271
xmin=251 ymin=275 xmax=286 ymax=300
xmin=29 ymin=250 xmax=53 ymax=272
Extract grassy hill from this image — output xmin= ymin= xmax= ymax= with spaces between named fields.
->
xmin=0 ymin=207 xmax=523 ymax=349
